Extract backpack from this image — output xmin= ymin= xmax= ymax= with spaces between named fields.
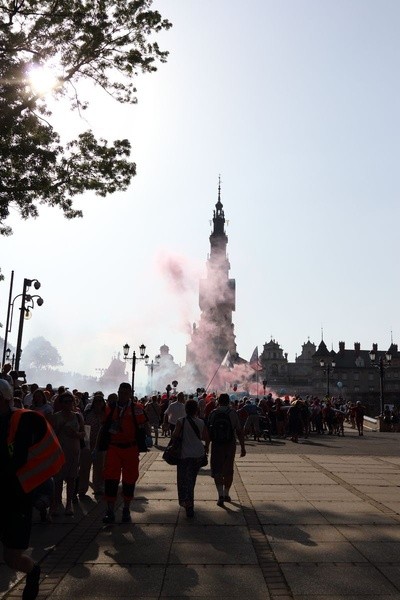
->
xmin=209 ymin=408 xmax=234 ymax=444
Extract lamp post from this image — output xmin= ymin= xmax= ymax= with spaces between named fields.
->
xmin=262 ymin=379 xmax=268 ymax=395
xmin=14 ymin=278 xmax=43 ymax=372
xmin=5 ymin=347 xmax=15 ymax=369
xmin=369 ymin=349 xmax=392 ymax=416
xmin=320 ymin=358 xmax=336 ymax=397
xmin=123 ymin=343 xmax=148 ymax=394
xmin=145 ymin=354 xmax=161 ymax=393
xmin=2 ymin=270 xmax=14 ymax=366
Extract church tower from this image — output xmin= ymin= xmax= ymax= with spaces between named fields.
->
xmin=186 ymin=180 xmax=237 ymax=383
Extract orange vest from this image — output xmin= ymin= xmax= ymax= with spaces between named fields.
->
xmin=7 ymin=409 xmax=65 ymax=493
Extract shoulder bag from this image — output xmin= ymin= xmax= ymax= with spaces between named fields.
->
xmin=162 ymin=419 xmax=185 ymax=465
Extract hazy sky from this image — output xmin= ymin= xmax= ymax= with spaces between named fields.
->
xmin=1 ymin=0 xmax=399 ymax=390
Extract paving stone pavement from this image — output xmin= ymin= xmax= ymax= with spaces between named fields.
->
xmin=3 ymin=425 xmax=400 ymax=599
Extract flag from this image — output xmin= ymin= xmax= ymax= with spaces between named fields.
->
xmin=249 ymin=346 xmax=263 ymax=371
xmin=221 ymin=350 xmax=234 ymax=369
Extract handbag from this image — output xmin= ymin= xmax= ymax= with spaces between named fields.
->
xmin=162 ymin=419 xmax=184 ymax=465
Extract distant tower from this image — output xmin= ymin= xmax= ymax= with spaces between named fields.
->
xmin=186 ymin=180 xmax=237 ymax=382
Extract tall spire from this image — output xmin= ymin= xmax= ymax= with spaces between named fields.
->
xmin=212 ymin=174 xmax=225 ymax=236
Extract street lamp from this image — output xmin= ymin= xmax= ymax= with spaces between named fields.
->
xmin=5 ymin=347 xmax=15 ymax=369
xmin=369 ymin=349 xmax=392 ymax=415
xmin=123 ymin=343 xmax=148 ymax=394
xmin=10 ymin=278 xmax=43 ymax=372
xmin=145 ymin=354 xmax=161 ymax=393
xmin=320 ymin=358 xmax=336 ymax=397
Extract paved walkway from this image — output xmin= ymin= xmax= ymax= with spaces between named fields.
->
xmin=3 ymin=426 xmax=400 ymax=599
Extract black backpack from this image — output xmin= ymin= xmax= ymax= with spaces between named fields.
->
xmin=209 ymin=408 xmax=234 ymax=444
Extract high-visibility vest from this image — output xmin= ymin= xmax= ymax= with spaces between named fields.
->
xmin=7 ymin=409 xmax=65 ymax=493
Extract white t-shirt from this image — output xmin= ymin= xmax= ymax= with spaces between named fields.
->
xmin=23 ymin=392 xmax=33 ymax=408
xmin=178 ymin=416 xmax=205 ymax=459
xmin=166 ymin=401 xmax=186 ymax=425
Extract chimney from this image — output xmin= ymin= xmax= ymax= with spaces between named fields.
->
xmin=372 ymin=343 xmax=378 ymax=352
xmin=339 ymin=341 xmax=345 ymax=353
xmin=354 ymin=342 xmax=361 ymax=355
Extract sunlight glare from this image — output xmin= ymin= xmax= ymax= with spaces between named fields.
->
xmin=28 ymin=64 xmax=59 ymax=96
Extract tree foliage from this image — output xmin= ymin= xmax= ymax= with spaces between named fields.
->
xmin=21 ymin=336 xmax=63 ymax=369
xmin=0 ymin=0 xmax=171 ymax=234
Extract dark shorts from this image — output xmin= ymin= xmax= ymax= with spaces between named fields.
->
xmin=210 ymin=442 xmax=236 ymax=477
xmin=0 ymin=497 xmax=32 ymax=550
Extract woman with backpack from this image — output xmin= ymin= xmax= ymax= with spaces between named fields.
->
xmin=171 ymin=399 xmax=209 ymax=518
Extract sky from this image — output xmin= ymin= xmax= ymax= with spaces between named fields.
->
xmin=1 ymin=0 xmax=399 ymax=391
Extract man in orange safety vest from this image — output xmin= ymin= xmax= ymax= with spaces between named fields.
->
xmin=0 ymin=379 xmax=64 ymax=600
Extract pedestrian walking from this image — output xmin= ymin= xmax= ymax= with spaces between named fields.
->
xmin=288 ymin=399 xmax=303 ymax=443
xmin=355 ymin=401 xmax=365 ymax=436
xmin=31 ymin=389 xmax=53 ymax=422
xmin=206 ymin=393 xmax=246 ymax=506
xmin=100 ymin=382 xmax=147 ymax=524
xmin=145 ymin=395 xmax=161 ymax=445
xmin=164 ymin=391 xmax=186 ymax=434
xmin=172 ymin=399 xmax=208 ymax=518
xmin=78 ymin=393 xmax=106 ymax=498
xmin=51 ymin=391 xmax=85 ymax=516
xmin=0 ymin=379 xmax=64 ymax=600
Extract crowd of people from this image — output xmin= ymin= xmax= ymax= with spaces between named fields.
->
xmin=1 ymin=368 xmax=370 ymax=600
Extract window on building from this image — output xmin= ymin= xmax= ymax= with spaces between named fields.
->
xmin=354 ymin=386 xmax=360 ymax=392
xmin=368 ymin=373 xmax=374 ymax=381
xmin=354 ymin=373 xmax=359 ymax=381
xmin=369 ymin=386 xmax=375 ymax=392
xmin=342 ymin=373 xmax=347 ymax=380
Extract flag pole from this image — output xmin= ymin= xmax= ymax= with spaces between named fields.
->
xmin=206 ymin=351 xmax=230 ymax=392
xmin=205 ymin=364 xmax=222 ymax=392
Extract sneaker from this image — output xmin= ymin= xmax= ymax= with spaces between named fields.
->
xmin=102 ymin=510 xmax=115 ymax=524
xmin=217 ymin=497 xmax=224 ymax=507
xmin=22 ymin=564 xmax=41 ymax=600
xmin=121 ymin=507 xmax=131 ymax=523
xmin=224 ymin=495 xmax=232 ymax=502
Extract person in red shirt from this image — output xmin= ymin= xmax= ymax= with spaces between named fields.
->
xmin=101 ymin=382 xmax=147 ymax=524
xmin=204 ymin=394 xmax=217 ymax=425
